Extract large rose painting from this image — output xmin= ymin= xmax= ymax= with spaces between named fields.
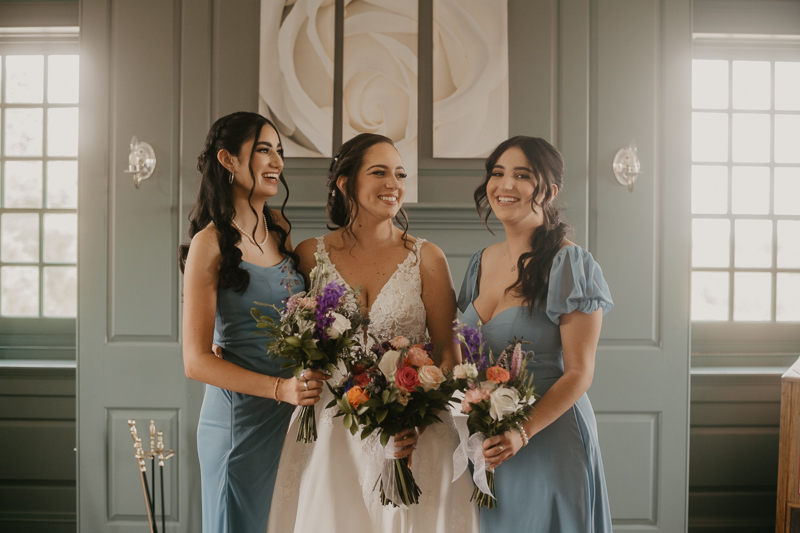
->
xmin=342 ymin=0 xmax=419 ymax=202
xmin=433 ymin=0 xmax=508 ymax=158
xmin=259 ymin=0 xmax=335 ymax=158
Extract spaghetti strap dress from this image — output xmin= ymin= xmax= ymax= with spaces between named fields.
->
xmin=457 ymin=245 xmax=615 ymax=532
xmin=196 ymin=257 xmax=303 ymax=533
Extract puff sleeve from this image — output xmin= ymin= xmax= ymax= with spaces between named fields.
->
xmin=545 ymin=246 xmax=614 ymax=326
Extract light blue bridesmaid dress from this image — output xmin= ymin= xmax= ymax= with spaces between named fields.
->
xmin=458 ymin=245 xmax=614 ymax=532
xmin=197 ymin=258 xmax=303 ymax=533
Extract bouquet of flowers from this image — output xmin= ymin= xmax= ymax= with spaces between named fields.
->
xmin=328 ymin=336 xmax=459 ymax=508
xmin=451 ymin=320 xmax=537 ymax=509
xmin=252 ymin=254 xmax=364 ymax=443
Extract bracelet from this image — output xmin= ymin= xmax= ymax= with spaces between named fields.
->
xmin=517 ymin=423 xmax=529 ymax=447
xmin=273 ymin=377 xmax=283 ymax=404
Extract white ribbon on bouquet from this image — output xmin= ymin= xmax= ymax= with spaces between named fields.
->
xmin=452 ymin=432 xmax=494 ymax=498
xmin=367 ymin=435 xmax=409 ymax=511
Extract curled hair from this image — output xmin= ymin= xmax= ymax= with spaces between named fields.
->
xmin=326 ymin=133 xmax=410 ymax=248
xmin=474 ymin=136 xmax=571 ymax=312
xmin=178 ymin=111 xmax=298 ymax=292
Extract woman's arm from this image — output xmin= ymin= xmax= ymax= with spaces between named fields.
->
xmin=484 ymin=308 xmax=603 ymax=469
xmin=181 ymin=227 xmax=323 ymax=405
xmin=419 ymin=241 xmax=461 ymax=370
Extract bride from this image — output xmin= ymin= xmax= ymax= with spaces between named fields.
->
xmin=267 ymin=133 xmax=478 ymax=533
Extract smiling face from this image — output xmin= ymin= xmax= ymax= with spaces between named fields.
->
xmin=340 ymin=141 xmax=406 ymax=222
xmin=226 ymin=124 xmax=283 ymax=202
xmin=486 ymin=145 xmax=557 ymax=228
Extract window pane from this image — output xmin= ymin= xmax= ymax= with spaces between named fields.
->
xmin=692 ymin=271 xmax=729 ymax=321
xmin=732 ymin=61 xmax=771 ymax=110
xmin=47 ymin=55 xmax=80 ymax=104
xmin=735 ymin=219 xmax=772 ymax=268
xmin=775 ymin=115 xmax=800 ymax=164
xmin=692 ymin=165 xmax=728 ymax=214
xmin=0 ymin=266 xmax=39 ymax=316
xmin=4 ymin=108 xmax=43 ymax=156
xmin=693 ymin=60 xmax=728 ymax=109
xmin=733 ymin=272 xmax=771 ymax=321
xmin=777 ymin=273 xmax=800 ymax=322
xmin=5 ymin=55 xmax=44 ymax=104
xmin=43 ymin=213 xmax=77 ymax=263
xmin=47 ymin=108 xmax=79 ymax=156
xmin=693 ymin=218 xmax=730 ymax=267
xmin=1 ymin=213 xmax=39 ymax=262
xmin=775 ymin=167 xmax=800 ymax=215
xmin=3 ymin=161 xmax=42 ymax=208
xmin=693 ymin=113 xmax=729 ymax=162
xmin=732 ymin=113 xmax=770 ymax=163
xmin=731 ymin=166 xmax=769 ymax=214
xmin=46 ymin=161 xmax=78 ymax=208
xmin=43 ymin=266 xmax=76 ymax=317
xmin=778 ymin=220 xmax=800 ymax=268
xmin=775 ymin=62 xmax=800 ymax=111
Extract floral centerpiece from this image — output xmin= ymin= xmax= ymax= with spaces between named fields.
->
xmin=252 ymin=254 xmax=364 ymax=443
xmin=451 ymin=320 xmax=537 ymax=509
xmin=328 ymin=336 xmax=459 ymax=508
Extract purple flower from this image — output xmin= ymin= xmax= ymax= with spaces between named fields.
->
xmin=313 ymin=281 xmax=346 ymax=341
xmin=454 ymin=321 xmax=487 ymax=370
xmin=509 ymin=343 xmax=522 ymax=382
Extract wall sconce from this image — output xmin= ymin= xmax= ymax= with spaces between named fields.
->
xmin=613 ymin=140 xmax=641 ymax=193
xmin=125 ymin=136 xmax=157 ymax=189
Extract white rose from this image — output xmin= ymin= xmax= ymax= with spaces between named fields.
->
xmin=378 ymin=349 xmax=402 ymax=382
xmin=463 ymin=362 xmax=478 ymax=379
xmin=418 ymin=365 xmax=446 ymax=392
xmin=452 ymin=364 xmax=467 ymax=379
xmin=489 ymin=387 xmax=519 ymax=421
xmin=326 ymin=312 xmax=351 ymax=339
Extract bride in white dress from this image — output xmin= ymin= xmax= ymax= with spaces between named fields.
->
xmin=267 ymin=134 xmax=478 ymax=533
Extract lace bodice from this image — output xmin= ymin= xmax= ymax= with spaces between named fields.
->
xmin=315 ymin=236 xmax=428 ymax=343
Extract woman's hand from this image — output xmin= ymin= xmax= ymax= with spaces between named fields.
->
xmin=393 ymin=427 xmax=420 ymax=465
xmin=483 ymin=430 xmax=524 ymax=471
xmin=278 ymin=369 xmax=329 ymax=406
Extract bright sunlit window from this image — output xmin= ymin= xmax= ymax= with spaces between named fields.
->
xmin=0 ymin=52 xmax=79 ymax=317
xmin=691 ymin=56 xmax=800 ymax=323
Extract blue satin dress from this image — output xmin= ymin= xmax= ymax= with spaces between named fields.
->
xmin=458 ymin=245 xmax=614 ymax=532
xmin=197 ymin=258 xmax=302 ymax=533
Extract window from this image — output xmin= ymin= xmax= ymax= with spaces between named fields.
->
xmin=0 ymin=42 xmax=78 ymax=318
xmin=691 ymin=36 xmax=800 ymax=359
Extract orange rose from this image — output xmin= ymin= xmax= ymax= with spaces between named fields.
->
xmin=486 ymin=366 xmax=511 ymax=384
xmin=346 ymin=386 xmax=370 ymax=408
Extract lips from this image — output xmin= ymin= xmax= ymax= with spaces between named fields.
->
xmin=495 ymin=196 xmax=519 ymax=204
xmin=378 ymin=195 xmax=398 ymax=203
xmin=262 ymin=172 xmax=279 ymax=182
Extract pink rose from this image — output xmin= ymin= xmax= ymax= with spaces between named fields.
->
xmin=394 ymin=367 xmax=421 ymax=391
xmin=406 ymin=345 xmax=431 ymax=367
xmin=461 ymin=387 xmax=492 ymax=413
xmin=297 ymin=297 xmax=317 ymax=310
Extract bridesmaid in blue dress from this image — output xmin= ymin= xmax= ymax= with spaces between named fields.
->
xmin=180 ymin=112 xmax=327 ymax=533
xmin=457 ymin=136 xmax=614 ymax=532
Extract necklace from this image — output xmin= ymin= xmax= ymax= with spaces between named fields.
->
xmin=232 ymin=213 xmax=269 ymax=246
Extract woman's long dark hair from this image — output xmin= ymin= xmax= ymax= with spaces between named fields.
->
xmin=326 ymin=133 xmax=410 ymax=248
xmin=475 ymin=136 xmax=570 ymax=312
xmin=178 ymin=111 xmax=298 ymax=293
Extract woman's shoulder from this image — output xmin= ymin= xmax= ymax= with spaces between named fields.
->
xmin=192 ymin=223 xmax=222 ymax=255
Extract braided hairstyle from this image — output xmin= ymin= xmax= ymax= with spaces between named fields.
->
xmin=474 ymin=136 xmax=571 ymax=312
xmin=178 ymin=111 xmax=298 ymax=292
xmin=326 ymin=133 xmax=410 ymax=248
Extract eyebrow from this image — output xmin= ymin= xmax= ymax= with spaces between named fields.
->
xmin=493 ymin=164 xmax=534 ymax=173
xmin=255 ymin=141 xmax=280 ymax=149
xmin=366 ymin=164 xmax=405 ymax=172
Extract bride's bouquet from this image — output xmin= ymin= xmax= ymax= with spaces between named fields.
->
xmin=451 ymin=320 xmax=537 ymax=509
xmin=328 ymin=336 xmax=459 ymax=508
xmin=252 ymin=254 xmax=365 ymax=443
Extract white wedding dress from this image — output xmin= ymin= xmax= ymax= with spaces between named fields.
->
xmin=267 ymin=237 xmax=478 ymax=533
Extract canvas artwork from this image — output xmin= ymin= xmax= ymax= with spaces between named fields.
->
xmin=259 ymin=0 xmax=336 ymax=158
xmin=433 ymin=0 xmax=508 ymax=158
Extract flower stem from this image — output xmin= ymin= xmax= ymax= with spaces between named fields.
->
xmin=296 ymin=405 xmax=317 ymax=443
xmin=470 ymin=470 xmax=497 ymax=509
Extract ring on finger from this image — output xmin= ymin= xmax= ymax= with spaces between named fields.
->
xmin=303 ymin=381 xmax=308 ymax=390
xmin=498 ymin=445 xmax=504 ymax=452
